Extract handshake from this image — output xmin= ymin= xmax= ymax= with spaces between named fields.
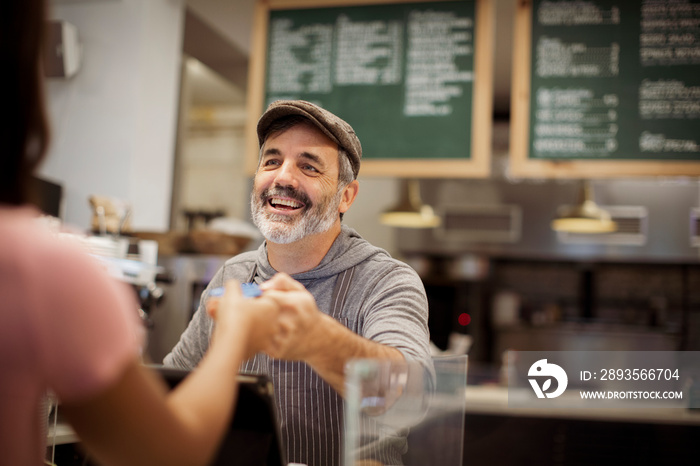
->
xmin=204 ymin=273 xmax=328 ymax=363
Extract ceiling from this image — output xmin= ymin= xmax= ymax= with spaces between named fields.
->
xmin=187 ymin=0 xmax=256 ymax=56
xmin=182 ymin=4 xmax=248 ymax=106
xmin=186 ymin=0 xmax=516 ymax=115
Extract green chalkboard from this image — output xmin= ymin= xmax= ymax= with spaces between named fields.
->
xmin=254 ymin=0 xmax=491 ymax=177
xmin=525 ymin=0 xmax=700 ymax=163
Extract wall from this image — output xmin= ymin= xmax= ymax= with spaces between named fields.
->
xmin=179 ymin=106 xmax=249 ymax=225
xmin=344 ymin=177 xmax=401 ymax=255
xmin=42 ymin=0 xmax=184 ymax=232
xmin=397 ymin=177 xmax=700 ymax=262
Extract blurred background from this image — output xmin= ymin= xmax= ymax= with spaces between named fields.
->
xmin=41 ymin=0 xmax=700 ymax=464
xmin=42 ymin=0 xmax=700 ymax=362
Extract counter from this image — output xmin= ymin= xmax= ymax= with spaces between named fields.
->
xmin=465 ymin=385 xmax=700 ymax=426
xmin=50 ymin=385 xmax=700 ymax=447
xmin=462 ymin=385 xmax=699 ymax=465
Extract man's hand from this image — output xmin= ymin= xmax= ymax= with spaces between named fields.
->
xmin=259 ymin=273 xmax=404 ymax=396
xmin=258 ymin=273 xmax=328 ymax=361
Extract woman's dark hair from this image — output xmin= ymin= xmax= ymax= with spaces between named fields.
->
xmin=0 ymin=0 xmax=50 ymax=205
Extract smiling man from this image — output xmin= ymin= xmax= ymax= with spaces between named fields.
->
xmin=164 ymin=100 xmax=431 ymax=466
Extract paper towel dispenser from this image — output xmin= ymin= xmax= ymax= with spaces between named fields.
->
xmin=43 ymin=20 xmax=81 ymax=78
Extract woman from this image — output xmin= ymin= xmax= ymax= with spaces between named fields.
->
xmin=0 ymin=1 xmax=281 ymax=465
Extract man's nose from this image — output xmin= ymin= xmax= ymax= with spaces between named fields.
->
xmin=272 ymin=160 xmax=299 ymax=188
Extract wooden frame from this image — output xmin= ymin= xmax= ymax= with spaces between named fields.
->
xmin=244 ymin=0 xmax=494 ymax=178
xmin=510 ymin=0 xmax=700 ymax=178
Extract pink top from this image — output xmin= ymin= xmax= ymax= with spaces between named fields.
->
xmin=0 ymin=206 xmax=143 ymax=465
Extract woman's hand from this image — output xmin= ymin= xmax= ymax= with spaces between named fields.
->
xmin=206 ymin=280 xmax=282 ymax=359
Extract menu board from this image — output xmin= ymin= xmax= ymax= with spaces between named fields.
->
xmin=510 ymin=0 xmax=700 ymax=177
xmin=245 ymin=0 xmax=494 ymax=178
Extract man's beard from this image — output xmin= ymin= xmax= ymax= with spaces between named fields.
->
xmin=251 ymin=184 xmax=343 ymax=244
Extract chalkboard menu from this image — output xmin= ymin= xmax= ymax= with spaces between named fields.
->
xmin=510 ymin=0 xmax=700 ymax=177
xmin=245 ymin=0 xmax=494 ymax=177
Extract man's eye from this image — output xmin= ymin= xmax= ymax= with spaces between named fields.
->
xmin=302 ymin=164 xmax=319 ymax=173
xmin=263 ymin=159 xmax=281 ymax=167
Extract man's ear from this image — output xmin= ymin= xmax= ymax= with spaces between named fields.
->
xmin=339 ymin=180 xmax=359 ymax=214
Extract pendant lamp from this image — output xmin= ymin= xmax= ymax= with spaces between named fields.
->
xmin=380 ymin=179 xmax=441 ymax=228
xmin=551 ymin=180 xmax=617 ymax=234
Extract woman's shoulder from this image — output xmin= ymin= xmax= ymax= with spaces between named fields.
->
xmin=0 ymin=206 xmax=137 ymax=311
xmin=0 ymin=207 xmax=92 ymax=272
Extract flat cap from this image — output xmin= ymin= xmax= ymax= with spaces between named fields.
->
xmin=257 ymin=100 xmax=362 ymax=179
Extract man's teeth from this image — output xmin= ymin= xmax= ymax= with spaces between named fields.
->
xmin=271 ymin=198 xmax=302 ymax=209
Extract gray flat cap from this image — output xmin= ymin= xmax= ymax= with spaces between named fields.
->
xmin=257 ymin=100 xmax=362 ymax=179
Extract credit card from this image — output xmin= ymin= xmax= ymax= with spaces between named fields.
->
xmin=208 ymin=283 xmax=262 ymax=299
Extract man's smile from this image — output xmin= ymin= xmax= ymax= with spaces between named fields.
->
xmin=268 ymin=196 xmax=305 ymax=212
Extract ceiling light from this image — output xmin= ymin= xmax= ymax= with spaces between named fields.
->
xmin=551 ymin=180 xmax=617 ymax=234
xmin=380 ymin=179 xmax=441 ymax=229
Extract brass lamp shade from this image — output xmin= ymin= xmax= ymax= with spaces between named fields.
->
xmin=551 ymin=181 xmax=617 ymax=234
xmin=380 ymin=179 xmax=441 ymax=229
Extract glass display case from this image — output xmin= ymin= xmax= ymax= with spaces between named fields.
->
xmin=344 ymin=356 xmax=468 ymax=466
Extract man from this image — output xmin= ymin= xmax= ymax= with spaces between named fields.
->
xmin=164 ymin=100 xmax=431 ymax=466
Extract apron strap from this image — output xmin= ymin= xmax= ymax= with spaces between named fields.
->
xmin=329 ymin=266 xmax=355 ymax=318
xmin=246 ymin=264 xmax=258 ymax=283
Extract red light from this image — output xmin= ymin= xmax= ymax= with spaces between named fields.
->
xmin=458 ymin=313 xmax=471 ymax=326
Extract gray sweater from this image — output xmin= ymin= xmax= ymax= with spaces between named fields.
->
xmin=164 ymin=225 xmax=431 ymax=465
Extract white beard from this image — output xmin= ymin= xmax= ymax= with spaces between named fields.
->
xmin=251 ymin=185 xmax=343 ymax=244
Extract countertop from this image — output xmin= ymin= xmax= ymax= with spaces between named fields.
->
xmin=464 ymin=385 xmax=700 ymax=425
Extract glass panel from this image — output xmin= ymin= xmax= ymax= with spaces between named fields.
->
xmin=345 ymin=356 xmax=467 ymax=466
